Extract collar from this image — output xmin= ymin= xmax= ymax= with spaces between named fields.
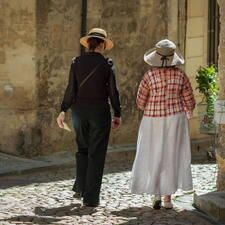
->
xmin=86 ymin=51 xmax=104 ymax=57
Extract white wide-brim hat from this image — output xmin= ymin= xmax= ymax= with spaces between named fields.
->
xmin=80 ymin=28 xmax=113 ymax=50
xmin=144 ymin=39 xmax=185 ymax=67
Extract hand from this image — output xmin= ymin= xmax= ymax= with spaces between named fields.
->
xmin=112 ymin=117 xmax=121 ymax=130
xmin=186 ymin=110 xmax=193 ymax=120
xmin=56 ymin=112 xmax=65 ymax=128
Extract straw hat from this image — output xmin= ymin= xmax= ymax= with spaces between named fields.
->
xmin=80 ymin=28 xmax=113 ymax=50
xmin=144 ymin=39 xmax=185 ymax=67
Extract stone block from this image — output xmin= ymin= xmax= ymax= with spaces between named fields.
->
xmin=185 ymin=56 xmax=204 ymax=77
xmin=193 ymin=191 xmax=225 ymax=223
xmin=186 ymin=37 xmax=204 ymax=58
xmin=187 ymin=17 xmax=204 ymax=38
xmin=188 ymin=0 xmax=205 ymax=17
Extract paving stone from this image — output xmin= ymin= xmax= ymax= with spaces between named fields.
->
xmin=0 ymin=162 xmax=218 ymax=225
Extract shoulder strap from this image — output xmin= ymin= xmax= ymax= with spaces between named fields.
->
xmin=79 ymin=59 xmax=105 ymax=89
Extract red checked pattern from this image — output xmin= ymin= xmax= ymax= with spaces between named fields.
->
xmin=137 ymin=67 xmax=196 ymax=117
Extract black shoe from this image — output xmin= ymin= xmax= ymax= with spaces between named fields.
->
xmin=153 ymin=200 xmax=162 ymax=210
xmin=73 ymin=192 xmax=82 ymax=200
xmin=83 ymin=202 xmax=99 ymax=207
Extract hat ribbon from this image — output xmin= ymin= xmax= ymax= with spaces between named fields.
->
xmin=88 ymin=32 xmax=106 ymax=38
xmin=156 ymin=52 xmax=174 ymax=67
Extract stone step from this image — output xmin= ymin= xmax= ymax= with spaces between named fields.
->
xmin=193 ymin=191 xmax=225 ymax=224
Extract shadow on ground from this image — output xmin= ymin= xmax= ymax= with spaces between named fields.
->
xmin=2 ymin=216 xmax=60 ymax=225
xmin=2 ymin=203 xmax=98 ymax=225
xmin=111 ymin=207 xmax=213 ymax=225
xmin=2 ymin=205 xmax=213 ymax=225
xmin=34 ymin=203 xmax=96 ymax=217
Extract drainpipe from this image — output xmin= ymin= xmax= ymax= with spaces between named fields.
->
xmin=208 ymin=0 xmax=220 ymax=67
xmin=80 ymin=0 xmax=87 ymax=55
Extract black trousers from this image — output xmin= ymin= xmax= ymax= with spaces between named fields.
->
xmin=71 ymin=109 xmax=111 ymax=204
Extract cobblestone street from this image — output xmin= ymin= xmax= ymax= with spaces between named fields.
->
xmin=0 ymin=162 xmax=218 ymax=225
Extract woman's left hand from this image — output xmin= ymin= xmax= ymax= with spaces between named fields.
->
xmin=56 ymin=112 xmax=65 ymax=128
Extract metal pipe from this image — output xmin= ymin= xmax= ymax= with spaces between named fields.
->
xmin=208 ymin=0 xmax=220 ymax=67
xmin=215 ymin=2 xmax=220 ymax=67
xmin=208 ymin=0 xmax=212 ymax=66
xmin=80 ymin=0 xmax=87 ymax=55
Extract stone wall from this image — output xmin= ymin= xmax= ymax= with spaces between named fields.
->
xmin=35 ymin=0 xmax=169 ymax=151
xmin=217 ymin=0 xmax=225 ymax=190
xmin=1 ymin=0 xmax=206 ymax=157
xmin=0 ymin=0 xmax=81 ymax=156
xmin=34 ymin=0 xmax=81 ymax=155
xmin=0 ymin=0 xmax=37 ymax=155
xmin=185 ymin=0 xmax=210 ymax=139
xmin=87 ymin=0 xmax=168 ymax=145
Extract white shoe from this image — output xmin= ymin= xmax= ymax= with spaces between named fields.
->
xmin=163 ymin=201 xmax=173 ymax=209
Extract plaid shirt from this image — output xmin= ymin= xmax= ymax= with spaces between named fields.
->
xmin=137 ymin=67 xmax=196 ymax=118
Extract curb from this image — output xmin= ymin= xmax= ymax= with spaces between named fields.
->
xmin=0 ymin=147 xmax=136 ymax=177
xmin=0 ymin=137 xmax=214 ymax=177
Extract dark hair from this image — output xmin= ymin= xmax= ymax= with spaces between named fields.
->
xmin=87 ymin=37 xmax=104 ymax=51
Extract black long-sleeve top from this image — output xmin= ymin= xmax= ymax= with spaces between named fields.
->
xmin=60 ymin=52 xmax=121 ymax=117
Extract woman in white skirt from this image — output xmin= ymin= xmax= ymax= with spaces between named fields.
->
xmin=130 ymin=39 xmax=196 ymax=210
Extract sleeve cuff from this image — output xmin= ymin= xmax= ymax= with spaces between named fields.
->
xmin=114 ymin=111 xmax=121 ymax=117
xmin=60 ymin=104 xmax=68 ymax=113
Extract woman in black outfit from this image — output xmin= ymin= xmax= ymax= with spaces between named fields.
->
xmin=56 ymin=28 xmax=121 ymax=207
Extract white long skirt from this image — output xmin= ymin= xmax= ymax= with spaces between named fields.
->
xmin=130 ymin=113 xmax=193 ymax=195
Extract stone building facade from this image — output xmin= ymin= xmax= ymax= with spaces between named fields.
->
xmin=0 ymin=1 xmax=225 ymax=193
xmin=0 ymin=0 xmax=172 ymax=156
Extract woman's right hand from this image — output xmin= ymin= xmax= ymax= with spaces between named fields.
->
xmin=186 ymin=110 xmax=193 ymax=120
xmin=56 ymin=112 xmax=65 ymax=128
xmin=112 ymin=117 xmax=122 ymax=130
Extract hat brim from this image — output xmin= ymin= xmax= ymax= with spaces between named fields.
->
xmin=80 ymin=35 xmax=113 ymax=50
xmin=144 ymin=48 xmax=185 ymax=67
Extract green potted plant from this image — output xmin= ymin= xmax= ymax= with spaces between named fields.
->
xmin=195 ymin=65 xmax=219 ymax=134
